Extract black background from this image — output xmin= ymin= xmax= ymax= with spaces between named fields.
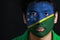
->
xmin=1 ymin=0 xmax=60 ymax=40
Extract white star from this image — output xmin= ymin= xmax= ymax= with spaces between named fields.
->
xmin=27 ymin=18 xmax=30 ymax=21
xmin=27 ymin=13 xmax=30 ymax=15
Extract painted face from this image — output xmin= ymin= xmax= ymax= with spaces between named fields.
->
xmin=25 ymin=2 xmax=54 ymax=37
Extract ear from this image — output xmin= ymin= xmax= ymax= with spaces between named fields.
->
xmin=23 ymin=13 xmax=26 ymax=24
xmin=54 ymin=11 xmax=58 ymax=24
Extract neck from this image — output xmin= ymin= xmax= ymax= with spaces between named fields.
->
xmin=29 ymin=31 xmax=52 ymax=40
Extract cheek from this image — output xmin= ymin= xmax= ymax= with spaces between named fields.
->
xmin=26 ymin=16 xmax=38 ymax=23
xmin=42 ymin=18 xmax=54 ymax=30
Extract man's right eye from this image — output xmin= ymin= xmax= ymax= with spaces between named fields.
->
xmin=30 ymin=12 xmax=37 ymax=18
xmin=30 ymin=12 xmax=37 ymax=16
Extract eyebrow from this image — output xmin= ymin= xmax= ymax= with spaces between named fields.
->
xmin=42 ymin=9 xmax=52 ymax=12
xmin=29 ymin=10 xmax=38 ymax=12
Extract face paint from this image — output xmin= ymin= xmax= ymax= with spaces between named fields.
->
xmin=25 ymin=2 xmax=54 ymax=37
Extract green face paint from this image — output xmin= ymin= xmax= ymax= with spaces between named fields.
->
xmin=25 ymin=2 xmax=54 ymax=37
xmin=28 ymin=16 xmax=54 ymax=37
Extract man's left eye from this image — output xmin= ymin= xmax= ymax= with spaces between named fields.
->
xmin=44 ymin=13 xmax=48 ymax=16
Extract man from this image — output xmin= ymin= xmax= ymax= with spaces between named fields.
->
xmin=12 ymin=0 xmax=60 ymax=40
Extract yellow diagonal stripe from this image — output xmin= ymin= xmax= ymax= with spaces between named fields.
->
xmin=28 ymin=14 xmax=54 ymax=28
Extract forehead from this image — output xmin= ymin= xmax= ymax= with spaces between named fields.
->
xmin=26 ymin=2 xmax=53 ymax=12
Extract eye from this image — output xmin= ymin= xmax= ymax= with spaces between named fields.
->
xmin=30 ymin=12 xmax=37 ymax=18
xmin=44 ymin=13 xmax=48 ymax=16
xmin=30 ymin=12 xmax=37 ymax=16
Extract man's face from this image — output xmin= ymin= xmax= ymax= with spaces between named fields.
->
xmin=25 ymin=2 xmax=54 ymax=37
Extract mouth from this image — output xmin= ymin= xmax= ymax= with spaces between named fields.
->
xmin=35 ymin=27 xmax=45 ymax=32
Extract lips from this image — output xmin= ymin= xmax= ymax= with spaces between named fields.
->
xmin=35 ymin=27 xmax=45 ymax=32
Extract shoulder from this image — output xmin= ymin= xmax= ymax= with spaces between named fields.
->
xmin=11 ymin=30 xmax=28 ymax=40
xmin=53 ymin=30 xmax=60 ymax=40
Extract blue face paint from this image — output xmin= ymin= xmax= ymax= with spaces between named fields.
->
xmin=26 ymin=2 xmax=54 ymax=26
xmin=25 ymin=2 xmax=54 ymax=37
